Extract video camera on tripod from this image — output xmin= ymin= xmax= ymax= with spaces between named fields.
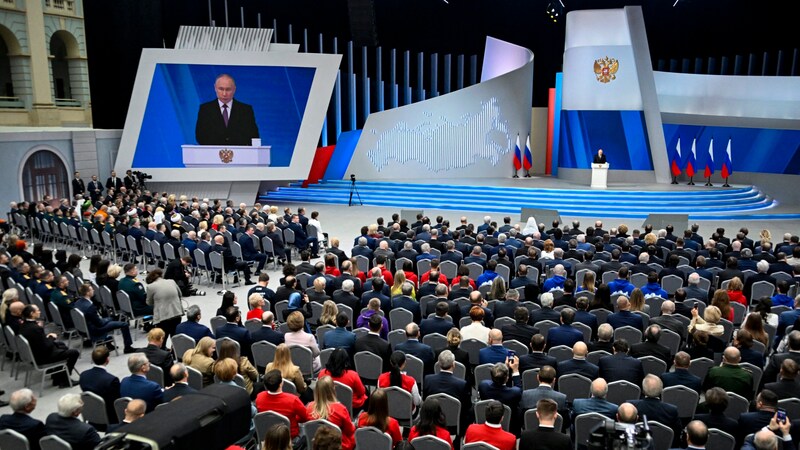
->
xmin=587 ymin=416 xmax=654 ymax=450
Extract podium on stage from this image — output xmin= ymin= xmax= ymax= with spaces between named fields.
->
xmin=181 ymin=144 xmax=271 ymax=168
xmin=590 ymin=163 xmax=609 ymax=189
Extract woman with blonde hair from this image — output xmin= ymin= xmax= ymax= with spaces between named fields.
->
xmin=211 ymin=214 xmax=224 ymax=231
xmin=541 ymin=240 xmax=555 ymax=259
xmin=710 ymin=289 xmax=734 ymax=322
xmin=759 ymin=229 xmax=771 ymax=246
xmin=391 ymin=270 xmax=414 ymax=297
xmin=488 ymin=276 xmax=506 ymax=300
xmin=689 ymin=305 xmax=724 ymax=337
xmin=726 ymin=277 xmax=747 ymax=307
xmin=577 ymin=271 xmax=596 ymax=294
xmin=216 ymin=338 xmax=261 ymax=397
xmin=0 ymin=288 xmax=19 ymax=322
xmin=197 ymin=221 xmax=208 ymax=233
xmin=182 ymin=336 xmax=216 ymax=386
xmin=306 ymin=376 xmax=355 ymax=450
xmin=644 ymin=233 xmax=658 ymax=246
xmin=266 ymin=343 xmax=307 ymax=396
xmin=319 ymin=300 xmax=338 ymax=327
xmin=153 ymin=206 xmax=165 ymax=224
xmin=628 ymin=288 xmax=649 ymax=314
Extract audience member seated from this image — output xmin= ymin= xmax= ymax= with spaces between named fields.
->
xmin=660 ymin=351 xmax=701 ymax=394
xmin=106 ymin=399 xmax=146 ymax=432
xmin=396 ymin=323 xmax=435 ymax=374
xmin=607 ymin=267 xmax=635 ymax=296
xmin=464 ymin=400 xmax=517 ymax=450
xmin=630 ymin=324 xmax=672 ymax=369
xmin=255 ymin=370 xmax=310 ymax=441
xmin=598 ymin=339 xmax=645 ymax=386
xmin=408 ymin=397 xmax=455 ymax=449
xmin=557 ymin=341 xmax=599 ymax=380
xmin=120 ymin=353 xmax=163 ymax=412
xmin=143 ymin=328 xmax=175 ymax=385
xmin=74 ymin=283 xmax=137 ymax=353
xmin=251 ymin=311 xmax=285 ymax=347
xmin=354 ymin=314 xmax=392 ymax=371
xmin=631 ymin=374 xmax=681 ymax=446
xmin=378 ymin=351 xmax=421 ymax=410
xmin=79 ymin=346 xmax=120 ymax=426
xmin=607 ymin=296 xmax=646 ymax=331
xmin=479 ymin=328 xmax=510 ymax=365
xmin=163 ymin=363 xmax=198 ymax=402
xmin=650 ymin=300 xmax=688 ymax=346
xmin=318 ymin=348 xmax=367 ymax=411
xmin=461 ymin=305 xmax=491 ymax=344
xmin=420 ymin=301 xmax=456 ymax=337
xmin=266 ymin=343 xmax=308 ymax=398
xmin=735 ymin=329 xmax=767 ymax=368
xmin=764 ymin=359 xmax=800 ymax=401
xmin=19 ymin=304 xmax=79 ymax=388
xmin=478 ymin=360 xmax=522 ymax=429
xmin=283 ymin=311 xmax=321 ymax=373
xmin=520 ymin=334 xmax=557 ymax=374
xmin=520 ymin=365 xmax=566 ymax=415
xmin=216 ymin=337 xmax=260 ymax=397
xmin=45 ymin=393 xmax=101 ymax=450
xmin=689 ymin=304 xmax=725 ymax=338
xmin=0 ymin=388 xmax=46 ymax=450
xmin=356 ymin=389 xmax=402 ymax=446
xmin=356 ymin=298 xmax=389 ymax=339
xmin=694 ymin=387 xmax=738 ymax=441
xmin=306 ymin=376 xmax=355 ymax=450
xmin=588 ymin=323 xmax=615 ymax=354
xmin=737 ymin=389 xmax=780 ymax=442
xmin=571 ymin=378 xmax=618 ymax=420
xmin=703 ymin=346 xmax=753 ymax=400
xmin=118 ymin=263 xmax=153 ymax=317
xmin=175 ymin=304 xmax=215 ymax=342
xmin=547 ymin=307 xmax=584 ymax=349
xmin=215 ymin=306 xmax=254 ymax=362
xmin=182 ymin=336 xmax=216 ymax=386
xmin=500 ymin=306 xmax=539 ymax=347
xmin=520 ymin=398 xmax=571 ymax=450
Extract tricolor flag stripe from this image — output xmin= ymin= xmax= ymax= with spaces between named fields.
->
xmin=686 ymin=138 xmax=697 ymax=177
xmin=523 ymin=135 xmax=533 ymax=170
xmin=704 ymin=138 xmax=715 ymax=177
xmin=721 ymin=138 xmax=733 ymax=178
xmin=513 ymin=135 xmax=522 ymax=170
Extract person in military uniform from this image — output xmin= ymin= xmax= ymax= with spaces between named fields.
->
xmin=118 ymin=263 xmax=153 ymax=318
xmin=50 ymin=276 xmax=76 ymax=328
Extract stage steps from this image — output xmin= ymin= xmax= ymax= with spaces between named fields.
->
xmin=258 ymin=180 xmax=793 ymax=220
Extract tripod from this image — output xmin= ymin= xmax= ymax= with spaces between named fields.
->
xmin=348 ymin=176 xmax=363 ymax=206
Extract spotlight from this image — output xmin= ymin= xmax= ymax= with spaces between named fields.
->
xmin=546 ymin=0 xmax=565 ymax=23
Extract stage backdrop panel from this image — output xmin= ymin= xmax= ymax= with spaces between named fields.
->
xmin=115 ymin=48 xmax=341 ymax=182
xmin=344 ymin=37 xmax=533 ymax=180
xmin=558 ymin=110 xmax=652 ymax=170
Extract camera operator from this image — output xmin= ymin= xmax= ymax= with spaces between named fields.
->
xmin=124 ymin=170 xmax=136 ymax=190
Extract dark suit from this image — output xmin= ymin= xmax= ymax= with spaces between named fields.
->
xmin=45 ymin=413 xmax=101 ymax=450
xmin=479 ymin=345 xmax=510 ymax=365
xmin=332 ymin=290 xmax=361 ymax=313
xmin=396 ymin=339 xmax=435 ymax=374
xmin=557 ymin=358 xmax=599 ymax=380
xmin=607 ymin=310 xmax=646 ymax=331
xmin=420 ymin=316 xmax=455 ymax=338
xmin=392 ymin=295 xmax=422 ymax=323
xmin=72 ymin=177 xmax=85 ymax=196
xmin=478 ymin=374 xmax=523 ymax=427
xmin=630 ymin=341 xmax=672 ymax=369
xmin=571 ymin=397 xmax=618 ymax=420
xmin=354 ymin=333 xmax=392 ymax=372
xmin=631 ymin=397 xmax=681 ymax=446
xmin=321 ymin=327 xmax=356 ymax=355
xmin=0 ymin=412 xmax=46 ymax=450
xmin=19 ymin=320 xmax=79 ymax=385
xmin=163 ymin=382 xmax=198 ymax=403
xmin=105 ymin=176 xmax=123 ymax=191
xmin=87 ymin=180 xmax=103 ymax=202
xmin=694 ymin=412 xmax=738 ymax=441
xmin=649 ymin=315 xmax=688 ymax=345
xmin=251 ymin=326 xmax=285 ymax=347
xmin=547 ymin=324 xmax=584 ymax=349
xmin=520 ymin=427 xmax=571 ymax=450
xmin=765 ymin=379 xmax=800 ymax=400
xmin=519 ymin=352 xmax=558 ymax=375
xmin=215 ymin=322 xmax=253 ymax=361
xmin=175 ymin=320 xmax=215 ymax=343
xmin=531 ymin=307 xmax=561 ymax=326
xmin=144 ymin=343 xmax=175 ymax=385
xmin=79 ymin=366 xmax=121 ymax=424
xmin=660 ymin=368 xmax=702 ymax=394
xmin=423 ymin=371 xmax=472 ymax=430
xmin=501 ymin=323 xmax=539 ymax=349
xmin=598 ymin=353 xmax=645 ymax=386
xmin=120 ymin=375 xmax=163 ymax=412
xmin=737 ymin=410 xmax=774 ymax=442
xmin=195 ymin=98 xmax=259 ymax=146
xmin=593 ymin=154 xmax=607 ymax=164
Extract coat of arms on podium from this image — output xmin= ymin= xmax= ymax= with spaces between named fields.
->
xmin=219 ymin=149 xmax=234 ymax=164
xmin=593 ymin=56 xmax=619 ymax=83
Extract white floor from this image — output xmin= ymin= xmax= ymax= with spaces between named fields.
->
xmin=2 ymin=201 xmax=799 ymax=422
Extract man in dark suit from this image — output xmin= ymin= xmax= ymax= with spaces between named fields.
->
xmin=589 ymin=323 xmax=616 ymax=354
xmin=660 ymin=351 xmax=702 ymax=394
xmin=546 ymin=308 xmax=584 ymax=350
xmin=71 ymin=171 xmax=85 ymax=197
xmin=354 ymin=314 xmax=392 ymax=371
xmin=764 ymin=359 xmax=800 ymax=400
xmin=423 ymin=349 xmax=472 ymax=431
xmin=650 ymin=300 xmax=689 ymax=346
xmin=332 ymin=279 xmax=361 ymax=313
xmin=321 ymin=312 xmax=356 ymax=356
xmin=630 ymin=324 xmax=673 ymax=369
xmin=195 ymin=74 xmax=259 ymax=146
xmin=531 ymin=292 xmax=561 ymax=325
xmin=175 ymin=304 xmax=216 ymax=343
xmin=143 ymin=328 xmax=175 ymax=386
xmin=598 ymin=339 xmax=645 ymax=386
xmin=519 ymin=334 xmax=557 ymax=375
xmin=106 ymin=399 xmax=146 ymax=432
xmin=105 ymin=170 xmax=123 ymax=191
xmin=395 ymin=323 xmax=435 ymax=374
xmin=557 ymin=342 xmax=599 ymax=380
xmin=163 ymin=363 xmax=198 ymax=402
xmin=520 ymin=399 xmax=571 ymax=450
xmin=573 ymin=297 xmax=599 ymax=340
xmin=592 ymin=148 xmax=607 ymax=164
xmin=79 ymin=346 xmax=121 ymax=426
xmin=250 ymin=311 xmax=285 ymax=347
xmin=632 ymin=375 xmax=682 ymax=447
xmin=571 ymin=378 xmax=618 ymax=420
xmin=392 ymin=282 xmax=422 ymax=323
xmin=45 ymin=393 xmax=102 ymax=450
xmin=0 ymin=388 xmax=47 ymax=450
xmin=19 ymin=304 xmax=79 ymax=388
xmin=479 ymin=329 xmax=511 ymax=365
xmin=211 ymin=235 xmax=254 ymax=285
xmin=607 ymin=296 xmax=646 ymax=331
xmin=86 ymin=174 xmax=103 ymax=203
xmin=500 ymin=307 xmax=539 ymax=348
xmin=737 ymin=389 xmax=780 ymax=441
xmin=238 ymin=225 xmax=267 ymax=273
xmin=693 ymin=387 xmax=738 ymax=441
xmin=519 ymin=365 xmax=567 ymax=414
xmin=420 ymin=301 xmax=457 ymax=337
xmin=478 ymin=358 xmax=523 ymax=429
xmin=215 ymin=307 xmax=253 ymax=361
xmin=288 ymin=214 xmax=319 ymax=257
xmin=266 ymin=222 xmax=290 ymax=264
xmin=120 ymin=353 xmax=163 ymax=412
xmin=744 ymin=260 xmax=777 ymax=302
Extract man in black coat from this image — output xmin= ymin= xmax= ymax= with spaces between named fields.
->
xmin=597 ymin=339 xmax=645 ymax=386
xmin=163 ymin=363 xmax=198 ymax=402
xmin=519 ymin=398 xmax=571 ymax=450
xmin=71 ymin=171 xmax=85 ymax=197
xmin=765 ymin=359 xmax=800 ymax=400
xmin=631 ymin=375 xmax=682 ymax=447
xmin=165 ymin=255 xmax=195 ymax=297
xmin=694 ymin=387 xmax=738 ymax=441
xmin=0 ymin=388 xmax=47 ymax=450
xmin=423 ymin=349 xmax=472 ymax=430
xmin=45 ymin=393 xmax=102 ymax=450
xmin=105 ymin=170 xmax=124 ymax=191
xmin=78 ymin=346 xmax=121 ymax=426
xmin=419 ymin=302 xmax=457 ymax=337
xmin=660 ymin=351 xmax=702 ymax=394
xmin=736 ymin=390 xmax=781 ymax=442
xmin=518 ymin=334 xmax=557 ymax=374
xmin=557 ymin=342 xmax=599 ymax=380
xmin=763 ymin=331 xmax=800 ymax=384
xmin=19 ymin=305 xmax=78 ymax=388
xmin=195 ymin=74 xmax=259 ymax=146
xmin=501 ymin=307 xmax=539 ymax=349
xmin=354 ymin=314 xmax=392 ymax=371
xmin=250 ymin=311 xmax=285 ymax=347
xmin=630 ymin=324 xmax=673 ymax=370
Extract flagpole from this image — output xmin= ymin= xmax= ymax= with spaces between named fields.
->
xmin=723 ymin=177 xmax=730 ymax=188
xmin=687 ymin=176 xmax=694 ymax=186
xmin=705 ymin=177 xmax=713 ymax=187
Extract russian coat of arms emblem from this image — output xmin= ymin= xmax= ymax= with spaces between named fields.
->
xmin=593 ymin=56 xmax=619 ymax=83
xmin=219 ymin=149 xmax=234 ymax=164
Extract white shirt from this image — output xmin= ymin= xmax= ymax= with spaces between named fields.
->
xmin=308 ymin=218 xmax=323 ymax=236
xmin=218 ymin=99 xmax=232 ymax=116
xmin=460 ymin=322 xmax=491 ymax=344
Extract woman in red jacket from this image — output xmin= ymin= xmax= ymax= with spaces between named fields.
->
xmin=407 ymin=397 xmax=455 ymax=450
xmin=305 ymin=376 xmax=355 ymax=450
xmin=727 ymin=277 xmax=747 ymax=307
xmin=377 ymin=351 xmax=421 ymax=410
xmin=357 ymin=389 xmax=402 ymax=445
xmin=317 ymin=349 xmax=367 ymax=411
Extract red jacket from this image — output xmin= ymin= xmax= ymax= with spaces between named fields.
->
xmin=317 ymin=369 xmax=368 ymax=409
xmin=255 ymin=391 xmax=310 ymax=437
xmin=306 ymin=402 xmax=355 ymax=450
xmin=408 ymin=426 xmax=454 ymax=450
xmin=464 ymin=423 xmax=517 ymax=450
xmin=357 ymin=412 xmax=402 ymax=444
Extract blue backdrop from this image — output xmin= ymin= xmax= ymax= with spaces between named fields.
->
xmin=132 ymin=63 xmax=316 ymax=168
xmin=558 ymin=110 xmax=653 ymax=170
xmin=663 ymin=124 xmax=800 ymax=175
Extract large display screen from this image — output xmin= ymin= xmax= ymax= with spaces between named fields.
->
xmin=132 ymin=64 xmax=316 ymax=168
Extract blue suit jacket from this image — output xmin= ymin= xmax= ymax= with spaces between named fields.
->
xmin=607 ymin=311 xmax=646 ymax=331
xmin=598 ymin=353 xmax=645 ymax=386
xmin=423 ymin=371 xmax=472 ymax=425
xmin=250 ymin=326 xmax=286 ymax=347
xmin=574 ymin=311 xmax=599 ymax=340
xmin=45 ymin=414 xmax=101 ymax=450
xmin=660 ymin=368 xmax=702 ymax=394
xmin=547 ymin=324 xmax=584 ymax=349
xmin=79 ymin=366 xmax=121 ymax=423
xmin=632 ymin=398 xmax=681 ymax=446
xmin=396 ymin=339 xmax=435 ymax=374
xmin=237 ymin=233 xmax=260 ymax=259
xmin=120 ymin=375 xmax=163 ymax=412
xmin=479 ymin=345 xmax=510 ymax=365
xmin=215 ymin=322 xmax=253 ymax=359
xmin=478 ymin=374 xmax=523 ymax=412
xmin=392 ymin=295 xmax=422 ymax=323
xmin=419 ymin=317 xmax=455 ymax=338
xmin=571 ymin=397 xmax=618 ymax=420
xmin=321 ymin=327 xmax=357 ymax=354
xmin=557 ymin=358 xmax=599 ymax=380
xmin=175 ymin=320 xmax=215 ymax=343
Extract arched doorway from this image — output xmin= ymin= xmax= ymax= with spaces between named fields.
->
xmin=0 ymin=24 xmax=23 ymax=108
xmin=21 ymin=149 xmax=70 ymax=202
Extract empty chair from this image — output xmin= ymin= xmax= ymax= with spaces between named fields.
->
xmin=606 ymin=380 xmax=641 ymax=406
xmin=502 ymin=339 xmax=529 ymax=356
xmin=614 ymin=325 xmax=643 ymax=343
xmin=171 ymin=334 xmax=196 ymax=361
xmin=556 ymin=373 xmax=592 ymax=404
xmin=587 ymin=350 xmax=611 ymax=366
xmin=411 ymin=435 xmax=452 ymax=450
xmin=303 ymin=419 xmax=341 ymax=450
xmin=354 ymin=351 xmax=383 ymax=386
xmin=39 ymin=435 xmax=72 ymax=450
xmin=334 ymin=381 xmax=354 ymax=418
xmin=385 ymin=386 xmax=414 ymax=427
xmin=688 ymin=357 xmax=715 ymax=383
xmin=388 ymin=329 xmax=408 ymax=350
xmin=474 ymin=363 xmax=494 ymax=386
xmin=289 ymin=345 xmax=314 ymax=378
xmin=186 ymin=366 xmax=203 ymax=391
xmin=637 ymin=420 xmax=673 ymax=450
xmin=389 ymin=308 xmax=414 ymax=331
xmin=80 ymin=391 xmax=110 ymax=429
xmin=422 ymin=333 xmax=448 ymax=353
xmin=548 ymin=345 xmax=573 ymax=363
xmin=534 ymin=320 xmax=559 ymax=338
xmin=15 ymin=335 xmax=72 ymax=397
xmin=574 ymin=412 xmax=610 ymax=450
xmin=724 ymin=392 xmax=749 ymax=420
xmin=522 ymin=368 xmax=540 ymax=390
xmin=459 ymin=339 xmax=488 ymax=366
xmin=661 ymin=275 xmax=684 ymax=296
xmin=659 ymin=329 xmax=681 ymax=356
xmin=638 ymin=356 xmax=667 ymax=377
xmin=114 ymin=397 xmax=132 ymax=423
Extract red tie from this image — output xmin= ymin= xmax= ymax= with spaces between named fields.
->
xmin=222 ymin=104 xmax=229 ymax=127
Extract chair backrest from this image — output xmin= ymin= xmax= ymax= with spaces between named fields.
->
xmin=411 ymin=435 xmax=452 ymax=450
xmin=658 ymin=329 xmax=681 ymax=356
xmin=186 ymin=365 xmax=203 ymax=391
xmin=114 ymin=397 xmax=132 ymax=423
xmin=662 ymin=385 xmax=699 ymax=419
xmin=534 ymin=320 xmax=559 ymax=337
xmin=637 ymin=420 xmax=673 ymax=450
xmin=730 ymin=302 xmax=747 ymax=325
xmin=387 ymin=329 xmax=408 ymax=351
xmin=474 ymin=399 xmax=511 ymax=431
xmin=254 ymin=411 xmax=291 ymax=446
xmin=171 ymin=334 xmax=196 ymax=361
xmin=724 ymin=391 xmax=750 ymax=420
xmin=688 ymin=357 xmax=715 ymax=383
xmin=502 ymin=339 xmax=529 ymax=356
xmin=333 ymin=381 xmax=354 ymax=418
xmin=405 ymin=354 xmax=425 ymax=388
xmin=548 ymin=345 xmax=574 ymax=363
xmin=466 ymin=263 xmax=484 ymax=280
xmin=354 ymin=426 xmax=393 ymax=450
xmin=751 ymin=281 xmax=775 ymax=301
xmin=493 ymin=316 xmax=515 ymax=329
xmin=274 ymin=300 xmax=289 ymax=323
xmin=354 ymin=351 xmax=383 ymax=383
xmin=244 ymin=318 xmax=262 ymax=334
xmin=462 ymin=443 xmax=500 ymax=450
xmin=706 ymin=428 xmax=736 ymax=450
xmin=209 ymin=315 xmax=227 ymax=334
xmin=613 ymin=325 xmax=643 ymax=344
xmin=289 ymin=345 xmax=314 ymax=378
xmin=587 ymin=350 xmax=611 ymax=366
xmin=606 ymin=380 xmax=641 ymax=406
xmin=573 ymin=322 xmax=593 ymax=342
xmin=524 ymin=408 xmax=563 ymax=431
xmin=422 ymin=333 xmax=448 ymax=353
xmin=434 ymin=360 xmax=467 ymax=380
xmin=631 ymin=273 xmax=648 ymax=289
xmin=557 ymin=373 xmax=593 ymax=404
xmin=39 ymin=435 xmax=72 ymax=450
xmin=778 ymin=398 xmax=800 ymax=420
xmin=303 ymin=419 xmax=342 ymax=449
xmin=0 ymin=429 xmax=30 ymax=450
xmin=384 ymin=386 xmax=413 ymax=424
xmin=80 ymin=391 xmax=110 ymax=426
xmin=147 ymin=364 xmax=165 ymax=387
xmin=574 ymin=412 xmax=611 ymax=448
xmin=473 ymin=362 xmax=493 ymax=386
xmin=638 ymin=356 xmax=668 ymax=377
xmin=389 ymin=308 xmax=414 ymax=331
xmin=459 ymin=338 xmax=488 ymax=366
xmin=661 ymin=275 xmax=684 ymax=295
xmin=428 ymin=392 xmax=462 ymax=435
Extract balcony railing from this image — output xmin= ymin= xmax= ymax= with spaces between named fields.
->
xmin=45 ymin=0 xmax=75 ymax=12
xmin=0 ymin=96 xmax=25 ymax=109
xmin=55 ymin=98 xmax=81 ymax=107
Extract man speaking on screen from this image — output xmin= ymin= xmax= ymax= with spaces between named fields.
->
xmin=195 ymin=74 xmax=260 ymax=146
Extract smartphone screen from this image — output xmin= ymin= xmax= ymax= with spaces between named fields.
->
xmin=507 ymin=350 xmax=516 ymax=359
xmin=778 ymin=408 xmax=787 ymax=423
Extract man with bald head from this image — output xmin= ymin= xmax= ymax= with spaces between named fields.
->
xmin=395 ymin=323 xmax=435 ymax=374
xmin=557 ymin=341 xmax=599 ymax=379
xmin=632 ymin=375 xmax=681 ymax=446
xmin=4 ymin=300 xmax=25 ymax=334
xmin=703 ymin=346 xmax=754 ymax=400
xmin=649 ymin=300 xmax=688 ymax=345
xmin=571 ymin=378 xmax=618 ymax=420
xmin=479 ymin=329 xmax=511 ymax=365
xmin=607 ymin=296 xmax=646 ymax=331
xmin=683 ymin=420 xmax=709 ymax=450
xmin=617 ymin=402 xmax=638 ymax=425
xmin=107 ymin=399 xmax=146 ymax=432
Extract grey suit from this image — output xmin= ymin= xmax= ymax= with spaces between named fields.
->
xmin=519 ymin=384 xmax=567 ymax=413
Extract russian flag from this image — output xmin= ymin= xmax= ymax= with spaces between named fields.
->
xmin=721 ymin=138 xmax=733 ymax=178
xmin=670 ymin=138 xmax=682 ymax=177
xmin=513 ymin=134 xmax=522 ymax=171
xmin=523 ymin=135 xmax=533 ymax=171
xmin=686 ymin=138 xmax=697 ymax=177
xmin=704 ymin=138 xmax=715 ymax=178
